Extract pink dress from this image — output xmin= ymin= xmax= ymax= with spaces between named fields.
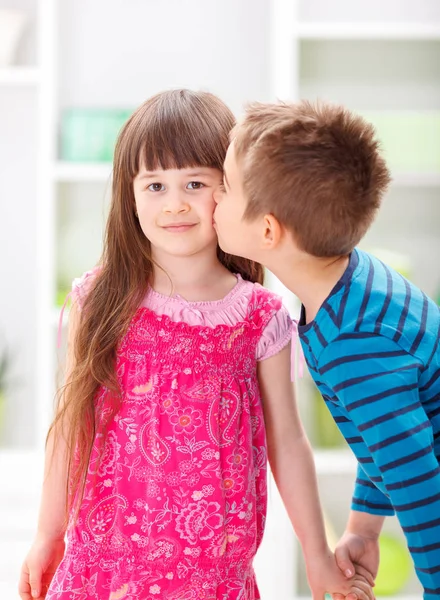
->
xmin=48 ymin=272 xmax=292 ymax=600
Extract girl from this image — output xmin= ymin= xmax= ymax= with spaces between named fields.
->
xmin=19 ymin=90 xmax=372 ymax=600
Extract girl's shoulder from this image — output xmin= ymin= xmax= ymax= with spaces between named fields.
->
xmin=71 ymin=265 xmax=102 ymax=308
xmin=236 ymin=278 xmax=294 ymax=362
xmin=242 ymin=279 xmax=287 ymax=316
xmin=139 ymin=275 xmax=291 ymax=334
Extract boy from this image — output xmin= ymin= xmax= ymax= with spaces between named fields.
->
xmin=213 ymin=100 xmax=440 ymax=599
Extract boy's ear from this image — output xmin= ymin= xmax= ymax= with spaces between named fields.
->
xmin=261 ymin=214 xmax=283 ymax=249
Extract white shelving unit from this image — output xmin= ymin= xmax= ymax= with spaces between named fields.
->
xmin=0 ymin=0 xmax=47 ymax=595
xmin=271 ymin=0 xmax=438 ymax=597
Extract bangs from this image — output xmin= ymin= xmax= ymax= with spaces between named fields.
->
xmin=121 ymin=90 xmax=234 ymax=179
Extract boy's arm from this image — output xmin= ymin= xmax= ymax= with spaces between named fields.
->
xmin=353 ymin=464 xmax=394 ymax=515
xmin=333 ymin=464 xmax=391 ymax=581
xmin=319 ymin=335 xmax=440 ymax=597
xmin=258 ymin=345 xmax=373 ymax=600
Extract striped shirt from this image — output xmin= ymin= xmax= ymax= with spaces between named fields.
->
xmin=298 ymin=248 xmax=440 ymax=598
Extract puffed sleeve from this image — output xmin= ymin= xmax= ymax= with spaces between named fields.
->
xmin=256 ymin=304 xmax=293 ymax=361
xmin=70 ymin=266 xmax=101 ymax=308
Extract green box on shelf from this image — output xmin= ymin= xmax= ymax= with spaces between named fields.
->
xmin=61 ymin=108 xmax=133 ymax=162
xmin=359 ymin=111 xmax=440 ymax=173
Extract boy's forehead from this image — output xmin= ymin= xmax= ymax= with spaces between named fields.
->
xmin=224 ymin=142 xmax=238 ymax=180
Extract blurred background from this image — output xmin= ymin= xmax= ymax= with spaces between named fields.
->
xmin=0 ymin=0 xmax=439 ymax=597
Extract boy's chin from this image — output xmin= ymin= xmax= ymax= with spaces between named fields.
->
xmin=216 ymin=236 xmax=230 ymax=254
xmin=218 ymin=239 xmax=237 ymax=255
xmin=219 ymin=241 xmax=254 ymax=262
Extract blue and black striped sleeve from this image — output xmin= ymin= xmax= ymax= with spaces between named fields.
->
xmin=354 ymin=463 xmax=394 ymax=516
xmin=319 ymin=334 xmax=440 ymax=596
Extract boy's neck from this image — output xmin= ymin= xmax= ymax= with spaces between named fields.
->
xmin=267 ymin=250 xmax=350 ymax=325
xmin=151 ymin=249 xmax=237 ymax=302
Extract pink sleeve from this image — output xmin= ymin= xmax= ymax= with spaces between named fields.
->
xmin=256 ymin=305 xmax=294 ymax=361
xmin=71 ymin=266 xmax=101 ymax=308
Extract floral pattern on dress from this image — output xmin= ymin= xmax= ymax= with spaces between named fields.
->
xmin=47 ymin=286 xmax=284 ymax=600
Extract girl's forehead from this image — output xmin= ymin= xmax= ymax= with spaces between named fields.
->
xmin=135 ymin=165 xmax=221 ymax=179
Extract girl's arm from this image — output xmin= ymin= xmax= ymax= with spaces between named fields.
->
xmin=257 ymin=344 xmax=373 ymax=600
xmin=37 ymin=300 xmax=81 ymax=538
xmin=19 ymin=302 xmax=80 ymax=599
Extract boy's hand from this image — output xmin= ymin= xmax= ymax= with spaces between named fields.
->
xmin=18 ymin=536 xmax=65 ymax=599
xmin=331 ymin=531 xmax=379 ymax=600
xmin=306 ymin=546 xmax=375 ymax=600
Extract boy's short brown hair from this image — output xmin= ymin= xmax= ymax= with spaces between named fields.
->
xmin=233 ymin=101 xmax=391 ymax=257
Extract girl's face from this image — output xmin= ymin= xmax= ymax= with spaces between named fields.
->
xmin=133 ymin=166 xmax=222 ymax=261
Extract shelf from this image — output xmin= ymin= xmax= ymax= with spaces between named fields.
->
xmin=313 ymin=449 xmax=357 ymax=475
xmin=297 ymin=22 xmax=440 ymax=40
xmin=0 ymin=67 xmax=40 ymax=86
xmin=54 ymin=161 xmax=113 ymax=182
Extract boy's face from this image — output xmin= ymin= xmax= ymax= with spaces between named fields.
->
xmin=213 ymin=142 xmax=262 ymax=260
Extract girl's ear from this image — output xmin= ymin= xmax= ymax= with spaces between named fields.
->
xmin=261 ymin=214 xmax=283 ymax=250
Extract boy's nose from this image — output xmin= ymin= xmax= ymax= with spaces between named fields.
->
xmin=213 ymin=188 xmax=221 ymax=204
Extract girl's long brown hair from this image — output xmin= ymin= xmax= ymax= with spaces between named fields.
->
xmin=49 ymin=89 xmax=264 ymax=517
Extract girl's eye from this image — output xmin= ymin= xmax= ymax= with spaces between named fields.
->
xmin=147 ymin=183 xmax=165 ymax=192
xmin=218 ymin=182 xmax=226 ymax=192
xmin=187 ymin=181 xmax=204 ymax=190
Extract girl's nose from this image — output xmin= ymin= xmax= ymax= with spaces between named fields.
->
xmin=164 ymin=192 xmax=190 ymax=214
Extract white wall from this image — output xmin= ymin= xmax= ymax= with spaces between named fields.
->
xmin=58 ymin=0 xmax=272 ymax=114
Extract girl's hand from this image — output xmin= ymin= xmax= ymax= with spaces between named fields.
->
xmin=306 ymin=546 xmax=375 ymax=600
xmin=18 ymin=536 xmax=65 ymax=599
